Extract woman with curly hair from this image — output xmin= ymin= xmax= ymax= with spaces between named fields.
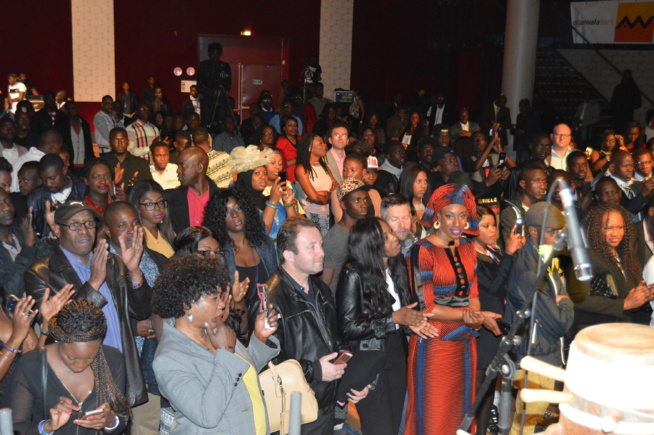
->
xmin=129 ymin=179 xmax=175 ymax=264
xmin=8 ymin=300 xmax=129 ymax=434
xmin=295 ymin=133 xmax=338 ymax=236
xmin=203 ymin=188 xmax=277 ymax=327
xmin=336 ymin=217 xmax=430 ymax=434
xmin=568 ymin=203 xmax=653 ymax=335
xmin=152 ymin=255 xmax=280 ymax=434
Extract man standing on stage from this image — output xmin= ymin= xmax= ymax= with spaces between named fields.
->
xmin=198 ymin=42 xmax=232 ymax=131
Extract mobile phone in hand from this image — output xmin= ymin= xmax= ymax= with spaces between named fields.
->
xmin=514 ymin=218 xmax=523 ymax=236
xmin=335 ymin=351 xmax=353 ymax=364
xmin=279 ymin=171 xmax=287 ymax=183
xmin=497 ymin=319 xmax=511 ymax=335
xmin=497 ymin=152 xmax=507 ymax=167
xmin=84 ymin=409 xmax=104 ymax=417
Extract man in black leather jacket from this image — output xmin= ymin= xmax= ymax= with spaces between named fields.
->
xmin=24 ymin=201 xmax=151 ymax=407
xmin=264 ymin=217 xmax=368 ymax=434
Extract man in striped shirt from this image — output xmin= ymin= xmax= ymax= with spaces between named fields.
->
xmin=126 ymin=103 xmax=159 ymax=163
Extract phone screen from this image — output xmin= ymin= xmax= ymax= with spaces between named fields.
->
xmin=335 ymin=351 xmax=352 ymax=364
xmin=279 ymin=171 xmax=287 ymax=183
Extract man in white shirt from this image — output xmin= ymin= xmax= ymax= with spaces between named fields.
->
xmin=182 ymin=85 xmax=202 ymax=119
xmin=0 ymin=118 xmax=27 ymax=167
xmin=149 ymin=142 xmax=179 ymax=190
xmin=325 ymin=124 xmax=349 ymax=183
xmin=6 ymin=74 xmax=26 ymax=114
xmin=93 ymin=95 xmax=117 ymax=154
xmin=549 ymin=123 xmax=574 ymax=170
xmin=11 ymin=129 xmax=65 ymax=192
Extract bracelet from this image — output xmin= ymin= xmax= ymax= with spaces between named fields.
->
xmin=221 ymin=346 xmax=235 ymax=352
xmin=104 ymin=415 xmax=120 ymax=432
xmin=40 ymin=326 xmax=50 ymax=336
xmin=4 ymin=344 xmax=21 ymax=354
xmin=38 ymin=420 xmax=53 ymax=435
xmin=265 ymin=200 xmax=279 ymax=210
xmin=283 ymin=200 xmax=295 ymax=209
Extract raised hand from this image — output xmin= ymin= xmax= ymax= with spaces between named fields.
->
xmin=44 ymin=200 xmax=57 ymax=236
xmin=21 ymin=207 xmax=36 ymax=247
xmin=113 ymin=163 xmax=124 ymax=186
xmin=40 ymin=285 xmax=75 ymax=327
xmin=205 ymin=315 xmax=237 ymax=352
xmin=88 ymin=239 xmax=108 ymax=291
xmin=231 ymin=270 xmax=249 ymax=304
xmin=118 ymin=226 xmax=144 ymax=275
xmin=253 ymin=305 xmax=279 ymax=344
xmin=9 ymin=296 xmax=37 ymax=346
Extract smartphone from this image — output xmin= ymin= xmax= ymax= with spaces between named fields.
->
xmin=279 ymin=170 xmax=287 ymax=183
xmin=497 ymin=319 xmax=511 ymax=335
xmin=335 ymin=351 xmax=353 ymax=365
xmin=83 ymin=409 xmax=104 ymax=417
xmin=257 ymin=284 xmax=269 ymax=316
xmin=514 ymin=217 xmax=523 ymax=236
xmin=497 ymin=152 xmax=507 ymax=167
xmin=6 ymin=295 xmax=20 ymax=313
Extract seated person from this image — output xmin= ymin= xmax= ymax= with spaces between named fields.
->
xmin=149 ymin=142 xmax=180 ymax=190
xmin=16 ymin=161 xmax=42 ymax=197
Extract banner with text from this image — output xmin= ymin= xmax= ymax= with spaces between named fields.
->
xmin=571 ymin=1 xmax=654 ymax=44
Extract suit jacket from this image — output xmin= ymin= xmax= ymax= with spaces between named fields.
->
xmin=164 ymin=178 xmax=219 ymax=234
xmin=31 ymin=108 xmax=68 ymax=136
xmin=425 ymin=104 xmax=452 ymax=132
xmin=0 ymin=227 xmax=51 ymax=299
xmin=481 ymin=103 xmax=511 ymax=144
xmin=24 ymin=246 xmax=152 ymax=406
xmin=154 ymin=322 xmax=279 ymax=434
xmin=325 ymin=149 xmax=343 ymax=183
xmin=449 ymin=121 xmax=480 ymax=142
xmin=62 ymin=117 xmax=94 ymax=165
xmin=633 ymin=222 xmax=653 ymax=268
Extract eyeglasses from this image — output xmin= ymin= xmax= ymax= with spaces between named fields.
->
xmin=552 ymin=133 xmax=571 ymax=138
xmin=637 ymin=161 xmax=652 ymax=166
xmin=59 ymin=221 xmax=97 ymax=231
xmin=138 ymin=200 xmax=168 ymax=211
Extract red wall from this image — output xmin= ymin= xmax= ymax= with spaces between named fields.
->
xmin=1 ymin=1 xmax=73 ymax=98
xmin=113 ymin=0 xmax=320 ymax=110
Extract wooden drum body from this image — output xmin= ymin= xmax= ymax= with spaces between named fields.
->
xmin=546 ymin=323 xmax=654 ymax=434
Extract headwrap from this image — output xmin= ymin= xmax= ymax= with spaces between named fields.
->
xmin=230 ymin=145 xmax=274 ymax=173
xmin=421 ymin=183 xmax=479 ymax=236
xmin=235 ymin=169 xmax=268 ymax=211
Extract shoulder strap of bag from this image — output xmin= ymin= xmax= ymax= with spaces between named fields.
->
xmin=266 ymin=361 xmax=287 ymax=434
xmin=41 ymin=346 xmax=48 ymax=418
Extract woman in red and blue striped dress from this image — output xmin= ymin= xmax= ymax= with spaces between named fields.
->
xmin=405 ymin=184 xmax=495 ymax=435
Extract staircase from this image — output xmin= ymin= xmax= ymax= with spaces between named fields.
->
xmin=533 ymin=46 xmax=612 ymax=137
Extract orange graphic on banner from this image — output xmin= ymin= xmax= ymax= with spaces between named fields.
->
xmin=614 ymin=2 xmax=654 ymax=42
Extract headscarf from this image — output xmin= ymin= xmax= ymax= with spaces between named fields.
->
xmin=421 ymin=183 xmax=479 ymax=236
xmin=235 ymin=169 xmax=267 ymax=211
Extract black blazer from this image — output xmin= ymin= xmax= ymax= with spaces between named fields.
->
xmin=31 ymin=108 xmax=68 ymax=136
xmin=24 ymin=246 xmax=152 ymax=406
xmin=480 ymin=104 xmax=511 ymax=144
xmin=164 ymin=177 xmax=219 ymax=234
xmin=62 ymin=117 xmax=94 ymax=165
xmin=632 ymin=222 xmax=653 ymax=268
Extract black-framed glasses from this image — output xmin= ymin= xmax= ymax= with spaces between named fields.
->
xmin=138 ymin=200 xmax=168 ymax=211
xmin=59 ymin=221 xmax=97 ymax=231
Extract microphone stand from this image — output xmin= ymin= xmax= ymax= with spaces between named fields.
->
xmin=459 ymin=179 xmax=571 ymax=435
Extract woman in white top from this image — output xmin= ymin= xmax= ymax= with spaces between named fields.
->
xmin=294 ymin=133 xmax=337 ymax=236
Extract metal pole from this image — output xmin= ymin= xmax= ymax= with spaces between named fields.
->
xmin=288 ymin=393 xmax=302 ymax=435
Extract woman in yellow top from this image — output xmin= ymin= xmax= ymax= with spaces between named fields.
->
xmin=129 ymin=180 xmax=175 ymax=262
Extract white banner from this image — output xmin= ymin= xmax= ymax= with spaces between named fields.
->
xmin=571 ymin=1 xmax=654 ymax=44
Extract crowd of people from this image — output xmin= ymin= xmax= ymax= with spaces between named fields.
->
xmin=2 ymin=57 xmax=654 ymax=435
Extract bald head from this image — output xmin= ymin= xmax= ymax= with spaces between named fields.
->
xmin=177 ymin=147 xmax=208 ymax=186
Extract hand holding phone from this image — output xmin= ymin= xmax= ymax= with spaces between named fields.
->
xmin=279 ymin=170 xmax=287 ymax=183
xmin=335 ymin=351 xmax=353 ymax=365
xmin=257 ymin=284 xmax=273 ymax=329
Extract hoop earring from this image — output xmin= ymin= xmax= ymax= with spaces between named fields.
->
xmin=434 ymin=221 xmax=441 ymax=229
xmin=465 ymin=222 xmax=470 ymax=229
xmin=187 ymin=312 xmax=193 ymax=323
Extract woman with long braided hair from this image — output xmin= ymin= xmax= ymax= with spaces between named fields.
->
xmin=568 ymin=203 xmax=654 ymax=336
xmin=6 ymin=300 xmax=129 ymax=434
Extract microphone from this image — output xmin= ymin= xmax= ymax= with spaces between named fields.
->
xmin=558 ymin=180 xmax=593 ymax=281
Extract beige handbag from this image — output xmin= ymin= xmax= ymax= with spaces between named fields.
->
xmin=259 ymin=359 xmax=319 ymax=434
